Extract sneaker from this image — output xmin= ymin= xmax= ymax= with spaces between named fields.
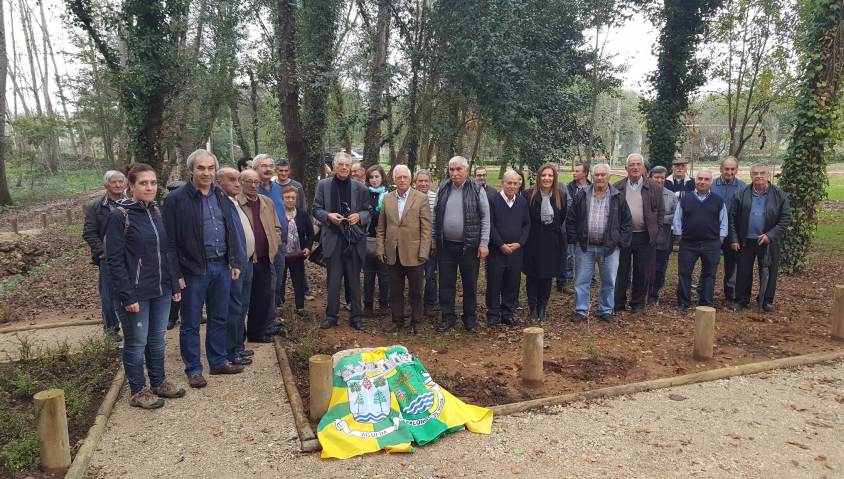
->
xmin=130 ymin=388 xmax=165 ymax=409
xmin=151 ymin=380 xmax=186 ymax=398
xmin=570 ymin=313 xmax=587 ymax=323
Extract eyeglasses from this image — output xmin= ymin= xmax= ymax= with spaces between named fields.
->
xmin=240 ymin=179 xmax=260 ymax=185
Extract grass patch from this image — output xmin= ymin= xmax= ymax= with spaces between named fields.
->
xmin=5 ymin=169 xmax=101 ymax=208
xmin=815 ymin=208 xmax=844 ymax=252
xmin=0 ymin=336 xmax=119 ymax=474
xmin=826 ymin=176 xmax=844 ymax=201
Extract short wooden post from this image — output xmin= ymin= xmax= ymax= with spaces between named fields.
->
xmin=33 ymin=389 xmax=71 ymax=473
xmin=521 ymin=327 xmax=544 ymax=385
xmin=308 ymin=354 xmax=333 ymax=421
xmin=40 ymin=213 xmax=48 ymax=228
xmin=10 ymin=218 xmax=18 ymax=234
xmin=65 ymin=209 xmax=73 ymax=225
xmin=693 ymin=306 xmax=716 ymax=360
xmin=832 ymin=285 xmax=844 ymax=340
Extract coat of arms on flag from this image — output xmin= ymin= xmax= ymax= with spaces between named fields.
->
xmin=316 ymin=345 xmax=493 ymax=459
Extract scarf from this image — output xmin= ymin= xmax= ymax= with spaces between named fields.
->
xmin=369 ymin=185 xmax=386 ymax=212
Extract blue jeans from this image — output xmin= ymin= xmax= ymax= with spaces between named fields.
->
xmin=228 ymin=261 xmax=253 ymax=361
xmin=574 ymin=244 xmax=620 ymax=315
xmin=423 ymin=254 xmax=437 ymax=306
xmin=98 ymin=262 xmax=126 ymax=333
xmin=181 ymin=262 xmax=232 ymax=375
xmin=120 ymin=294 xmax=171 ymax=394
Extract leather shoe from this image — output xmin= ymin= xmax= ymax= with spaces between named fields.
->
xmin=210 ymin=363 xmax=245 ymax=375
xmin=385 ymin=323 xmax=402 ymax=334
xmin=570 ymin=313 xmax=587 ymax=323
xmin=632 ymin=306 xmax=645 ymax=314
xmin=188 ymin=373 xmax=207 ymax=389
xmin=464 ymin=322 xmax=479 ymax=333
xmin=320 ymin=319 xmax=338 ymax=329
xmin=239 ymin=349 xmax=255 ymax=357
xmin=761 ymin=303 xmax=776 ymax=312
xmin=436 ymin=320 xmax=455 ymax=332
xmin=350 ymin=320 xmax=365 ymax=331
xmin=598 ymin=312 xmax=614 ymax=322
xmin=231 ymin=356 xmax=252 ymax=366
xmin=501 ymin=317 xmax=516 ymax=326
xmin=728 ymin=302 xmax=747 ymax=312
xmin=409 ymin=323 xmax=419 ymax=334
xmin=248 ymin=336 xmax=274 ymax=343
xmin=537 ymin=305 xmax=547 ymax=322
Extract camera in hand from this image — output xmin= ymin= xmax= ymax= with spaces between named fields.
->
xmin=339 ymin=202 xmax=351 ymax=222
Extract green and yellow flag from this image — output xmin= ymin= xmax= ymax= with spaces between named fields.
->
xmin=316 ymin=345 xmax=493 ymax=459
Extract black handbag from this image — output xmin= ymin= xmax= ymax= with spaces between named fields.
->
xmin=308 ymin=244 xmax=327 ymax=268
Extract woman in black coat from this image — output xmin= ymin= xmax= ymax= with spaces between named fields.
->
xmin=363 ymin=164 xmax=390 ymax=316
xmin=523 ymin=163 xmax=567 ymax=321
xmin=281 ymin=186 xmax=315 ymax=314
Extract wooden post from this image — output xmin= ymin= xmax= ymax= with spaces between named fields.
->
xmin=693 ymin=306 xmax=716 ymax=360
xmin=832 ymin=285 xmax=844 ymax=340
xmin=521 ymin=327 xmax=544 ymax=385
xmin=40 ymin=213 xmax=48 ymax=228
xmin=10 ymin=218 xmax=18 ymax=234
xmin=33 ymin=389 xmax=71 ymax=473
xmin=308 ymin=354 xmax=333 ymax=421
xmin=65 ymin=209 xmax=73 ymax=225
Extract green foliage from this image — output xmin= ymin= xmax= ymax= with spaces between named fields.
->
xmin=642 ymin=0 xmax=723 ymax=168
xmin=815 ymin=208 xmax=844 ymax=252
xmin=0 ymin=436 xmax=39 ymax=472
xmin=779 ymin=0 xmax=844 ymax=273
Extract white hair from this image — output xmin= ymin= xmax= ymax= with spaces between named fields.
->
xmin=186 ymin=149 xmax=219 ymax=171
xmin=448 ymin=156 xmax=469 ymax=169
xmin=591 ymin=163 xmax=611 ymax=175
xmin=696 ymin=169 xmax=714 ymax=178
xmin=502 ymin=169 xmax=521 ymax=182
xmin=334 ymin=151 xmax=352 ymax=165
xmin=720 ymin=155 xmax=739 ymax=167
xmin=392 ymin=164 xmax=411 ymax=181
xmin=626 ymin=153 xmax=644 ymax=166
xmin=252 ymin=153 xmax=274 ymax=169
xmin=216 ymin=166 xmax=239 ymax=182
xmin=103 ymin=170 xmax=125 ymax=184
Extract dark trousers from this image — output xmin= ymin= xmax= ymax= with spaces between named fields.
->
xmin=247 ymin=257 xmax=274 ymax=341
xmin=423 ymin=254 xmax=438 ymax=306
xmin=97 ymin=261 xmax=125 ymax=333
xmin=283 ymin=257 xmax=307 ymax=310
xmin=280 ymin=259 xmax=311 ymax=305
xmin=721 ymin=242 xmax=739 ymax=300
xmin=649 ymin=248 xmax=672 ymax=301
xmin=526 ymin=276 xmax=552 ymax=309
xmin=677 ymin=239 xmax=721 ymax=308
xmin=326 ymin=251 xmax=363 ymax=323
xmin=735 ymin=239 xmax=780 ymax=306
xmin=437 ymin=240 xmax=479 ymax=325
xmin=387 ymin=262 xmax=425 ymax=325
xmin=364 ymin=256 xmax=390 ymax=307
xmin=227 ymin=261 xmax=252 ymax=361
xmin=615 ymin=232 xmax=655 ymax=310
xmin=485 ymin=249 xmax=523 ymax=325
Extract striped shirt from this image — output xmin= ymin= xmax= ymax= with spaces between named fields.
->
xmin=588 ymin=190 xmax=610 ymax=243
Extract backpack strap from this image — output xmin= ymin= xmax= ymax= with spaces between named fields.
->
xmin=115 ymin=206 xmax=130 ymax=234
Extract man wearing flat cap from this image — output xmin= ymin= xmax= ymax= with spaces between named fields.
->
xmin=665 ymin=155 xmax=695 ymax=195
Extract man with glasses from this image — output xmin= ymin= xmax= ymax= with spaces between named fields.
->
xmin=475 ymin=166 xmax=498 ymax=198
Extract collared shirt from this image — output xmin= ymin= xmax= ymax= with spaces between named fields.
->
xmin=259 ymin=182 xmax=287 ymax=238
xmin=396 ymin=189 xmax=410 ymax=220
xmin=711 ymin=176 xmax=747 ymax=213
xmin=201 ymin=190 xmax=227 ymax=259
xmin=747 ymin=186 xmax=769 ymax=239
xmin=627 ymin=177 xmax=643 ymax=190
xmin=229 ymin=196 xmax=255 ymax=260
xmin=672 ymin=190 xmax=729 ymax=238
xmin=588 ymin=189 xmax=610 ymax=243
xmin=500 ymin=190 xmax=517 ymax=208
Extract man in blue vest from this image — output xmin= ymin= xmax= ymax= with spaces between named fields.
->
xmin=672 ymin=169 xmax=728 ymax=311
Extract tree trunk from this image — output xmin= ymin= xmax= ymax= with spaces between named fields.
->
xmin=41 ymin=0 xmax=79 ymax=157
xmin=0 ymin=0 xmax=12 ymax=204
xmin=362 ymin=0 xmax=391 ymax=167
xmin=19 ymin=0 xmax=41 ymax=116
xmin=248 ymin=67 xmax=259 ymax=155
xmin=230 ymin=88 xmax=251 ymax=158
xmin=275 ymin=0 xmax=308 ymax=183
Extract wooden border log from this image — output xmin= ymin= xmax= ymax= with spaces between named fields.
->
xmin=64 ymin=368 xmax=125 ymax=479
xmin=693 ymin=306 xmax=716 ymax=360
xmin=0 ymin=319 xmax=101 ymax=334
xmin=308 ymin=354 xmax=333 ymax=421
xmin=66 ymin=209 xmax=73 ymax=225
xmin=273 ymin=337 xmax=318 ymax=447
xmin=11 ymin=218 xmax=18 ymax=234
xmin=521 ymin=327 xmax=544 ymax=385
xmin=491 ymin=350 xmax=844 ymax=416
xmin=832 ymin=285 xmax=844 ymax=340
xmin=41 ymin=213 xmax=48 ymax=228
xmin=33 ymin=389 xmax=71 ymax=473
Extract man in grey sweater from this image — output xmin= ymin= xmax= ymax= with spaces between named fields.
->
xmin=432 ymin=156 xmax=490 ymax=333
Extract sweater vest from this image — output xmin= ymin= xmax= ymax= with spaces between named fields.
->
xmin=680 ymin=193 xmax=723 ymax=241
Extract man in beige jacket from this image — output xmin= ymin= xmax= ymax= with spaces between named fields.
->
xmin=376 ymin=164 xmax=432 ymax=333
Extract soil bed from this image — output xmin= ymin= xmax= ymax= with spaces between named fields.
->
xmin=283 ymin=250 xmax=844 ymax=413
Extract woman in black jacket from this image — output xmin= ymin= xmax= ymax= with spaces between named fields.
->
xmin=281 ymin=186 xmax=315 ymax=314
xmin=363 ymin=164 xmax=390 ymax=316
xmin=107 ymin=164 xmax=184 ymax=409
xmin=522 ymin=163 xmax=567 ymax=322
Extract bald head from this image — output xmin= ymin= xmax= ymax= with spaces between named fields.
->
xmin=240 ymin=168 xmax=260 ymax=198
xmin=217 ymin=167 xmax=241 ymax=197
xmin=694 ymin=169 xmax=714 ymax=194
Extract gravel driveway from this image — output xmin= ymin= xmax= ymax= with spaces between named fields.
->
xmin=86 ymin=333 xmax=844 ymax=479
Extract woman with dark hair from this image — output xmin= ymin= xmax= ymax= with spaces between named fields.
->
xmin=106 ymin=163 xmax=184 ymax=409
xmin=522 ymin=163 xmax=567 ymax=321
xmin=363 ymin=164 xmax=390 ymax=316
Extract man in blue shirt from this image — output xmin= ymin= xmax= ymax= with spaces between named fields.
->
xmin=254 ymin=154 xmax=286 ymax=336
xmin=710 ymin=156 xmax=747 ymax=301
xmin=673 ymin=169 xmax=728 ymax=311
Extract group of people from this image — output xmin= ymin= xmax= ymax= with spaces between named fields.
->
xmin=83 ymin=148 xmax=790 ymax=410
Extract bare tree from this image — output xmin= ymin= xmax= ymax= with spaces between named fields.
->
xmin=0 ymin=0 xmax=12 ymax=204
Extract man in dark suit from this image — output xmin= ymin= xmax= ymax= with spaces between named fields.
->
xmin=312 ymin=152 xmax=371 ymax=330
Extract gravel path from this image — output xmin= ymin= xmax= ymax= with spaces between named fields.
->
xmin=86 ymin=335 xmax=844 ymax=478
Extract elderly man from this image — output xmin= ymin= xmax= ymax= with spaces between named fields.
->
xmin=486 ymin=170 xmax=530 ymax=327
xmin=566 ymin=163 xmax=632 ymax=322
xmin=254 ymin=154 xmax=287 ymax=331
xmin=728 ymin=164 xmax=791 ymax=312
xmin=647 ymin=166 xmax=679 ymax=304
xmin=474 ymin=166 xmax=498 ymax=197
xmin=613 ymin=153 xmax=665 ymax=314
xmin=414 ymin=169 xmax=439 ymax=317
xmin=237 ymin=169 xmax=282 ymax=342
xmin=313 ymin=152 xmax=371 ymax=330
xmin=164 ymin=149 xmax=245 ymax=388
xmin=711 ymin=156 xmax=747 ymax=301
xmin=665 ymin=156 xmax=695 ymax=195
xmin=673 ymin=169 xmax=728 ymax=311
xmin=216 ymin=168 xmax=255 ymax=366
xmin=350 ymin=161 xmax=367 ymax=183
xmin=83 ymin=170 xmax=127 ymax=340
xmin=558 ymin=163 xmax=591 ymax=293
xmin=433 ymin=156 xmax=490 ymax=333
xmin=376 ymin=164 xmax=432 ymax=333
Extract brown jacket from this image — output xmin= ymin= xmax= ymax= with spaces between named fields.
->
xmin=376 ymin=188 xmax=432 ymax=267
xmin=613 ymin=177 xmax=665 ymax=245
xmin=236 ymin=193 xmax=282 ymax=263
